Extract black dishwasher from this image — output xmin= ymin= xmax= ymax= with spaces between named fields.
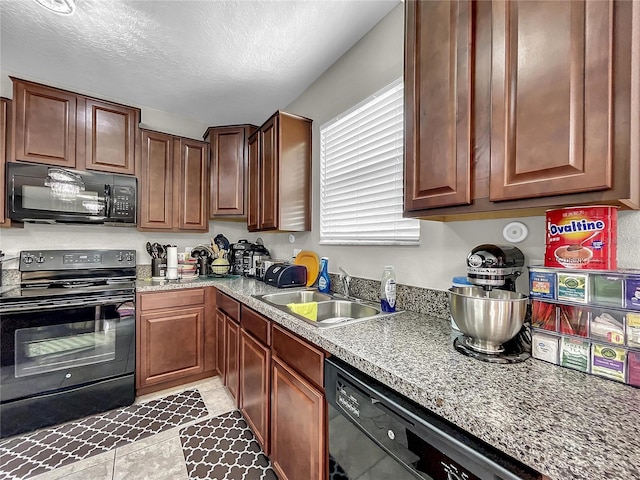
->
xmin=325 ymin=357 xmax=543 ymax=480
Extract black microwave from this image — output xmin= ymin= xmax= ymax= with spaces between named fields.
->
xmin=7 ymin=163 xmax=137 ymax=225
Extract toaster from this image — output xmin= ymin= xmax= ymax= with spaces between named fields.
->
xmin=263 ymin=264 xmax=307 ymax=288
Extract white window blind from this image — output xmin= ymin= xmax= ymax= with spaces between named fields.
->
xmin=320 ymin=78 xmax=419 ymax=245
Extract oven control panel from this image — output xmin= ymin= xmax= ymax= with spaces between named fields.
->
xmin=20 ymin=250 xmax=136 ymax=271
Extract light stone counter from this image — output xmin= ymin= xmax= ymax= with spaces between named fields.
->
xmin=136 ymin=276 xmax=640 ymax=480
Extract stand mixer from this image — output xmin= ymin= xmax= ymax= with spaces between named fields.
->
xmin=465 ymin=244 xmax=525 ymax=292
xmin=449 ymin=244 xmax=531 ymax=363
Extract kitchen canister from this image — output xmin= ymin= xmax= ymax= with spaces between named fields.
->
xmin=451 ymin=276 xmax=474 ymax=330
xmin=545 ymin=206 xmax=617 ymax=270
xmin=166 ymin=246 xmax=178 ymax=280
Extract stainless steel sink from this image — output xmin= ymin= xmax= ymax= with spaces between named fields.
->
xmin=259 ymin=290 xmax=333 ymax=305
xmin=316 ymin=300 xmax=379 ymax=323
xmin=253 ymin=289 xmax=400 ymax=328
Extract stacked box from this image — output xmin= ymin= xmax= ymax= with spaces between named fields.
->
xmin=528 ymin=266 xmax=640 ymax=388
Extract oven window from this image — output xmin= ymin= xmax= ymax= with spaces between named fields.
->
xmin=14 ymin=319 xmax=116 ymax=377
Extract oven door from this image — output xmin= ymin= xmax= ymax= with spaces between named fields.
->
xmin=0 ymin=296 xmax=135 ymax=403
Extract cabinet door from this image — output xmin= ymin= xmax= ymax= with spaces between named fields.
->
xmin=84 ymin=98 xmax=138 ymax=174
xmin=139 ymin=131 xmax=173 ymax=229
xmin=204 ymin=287 xmax=217 ymax=373
xmin=176 ymin=138 xmax=208 ymax=231
xmin=239 ymin=330 xmax=270 ymax=453
xmin=259 ymin=116 xmax=278 ymax=231
xmin=215 ymin=309 xmax=226 ymax=377
xmin=490 ymin=0 xmax=614 ymax=201
xmin=404 ymin=0 xmax=472 ymax=211
xmin=224 ymin=316 xmax=240 ymax=403
xmin=12 ymin=79 xmax=77 ymax=167
xmin=138 ymin=306 xmax=205 ymax=388
xmin=247 ymin=131 xmax=260 ymax=231
xmin=210 ymin=126 xmax=246 ymax=217
xmin=0 ymin=98 xmax=9 ymax=225
xmin=271 ymin=356 xmax=325 ymax=480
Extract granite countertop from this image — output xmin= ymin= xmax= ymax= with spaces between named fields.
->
xmin=137 ymin=277 xmax=640 ymax=480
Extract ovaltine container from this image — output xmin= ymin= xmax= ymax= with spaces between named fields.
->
xmin=545 ymin=206 xmax=617 ymax=270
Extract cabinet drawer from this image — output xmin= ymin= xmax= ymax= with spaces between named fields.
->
xmin=241 ymin=306 xmax=270 ymax=346
xmin=272 ymin=324 xmax=324 ymax=389
xmin=216 ymin=291 xmax=240 ymax=320
xmin=139 ymin=288 xmax=205 ymax=311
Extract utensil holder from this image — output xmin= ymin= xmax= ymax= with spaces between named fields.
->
xmin=152 ymin=258 xmax=166 ymax=278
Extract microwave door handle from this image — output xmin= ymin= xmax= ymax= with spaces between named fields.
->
xmin=104 ymin=184 xmax=112 ymax=217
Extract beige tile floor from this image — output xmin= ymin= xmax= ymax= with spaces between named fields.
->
xmin=30 ymin=376 xmax=236 ymax=480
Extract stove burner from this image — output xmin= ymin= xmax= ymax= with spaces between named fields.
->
xmin=453 ymin=336 xmax=530 ymax=364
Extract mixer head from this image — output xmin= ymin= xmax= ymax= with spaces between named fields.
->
xmin=466 ymin=244 xmax=525 ymax=291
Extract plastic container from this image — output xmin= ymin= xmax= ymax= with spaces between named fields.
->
xmin=451 ymin=276 xmax=473 ymax=330
xmin=318 ymin=257 xmax=330 ymax=294
xmin=380 ymin=266 xmax=397 ymax=313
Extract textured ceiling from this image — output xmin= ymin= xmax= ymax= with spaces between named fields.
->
xmin=0 ymin=0 xmax=399 ymax=126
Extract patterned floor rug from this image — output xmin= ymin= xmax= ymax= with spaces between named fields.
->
xmin=180 ymin=410 xmax=277 ymax=480
xmin=0 ymin=389 xmax=208 ymax=480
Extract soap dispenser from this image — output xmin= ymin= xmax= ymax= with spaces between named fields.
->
xmin=318 ymin=257 xmax=331 ymax=294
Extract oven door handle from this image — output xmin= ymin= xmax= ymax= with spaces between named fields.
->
xmin=1 ymin=296 xmax=135 ymax=313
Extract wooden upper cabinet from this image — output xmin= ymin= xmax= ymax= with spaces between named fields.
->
xmin=176 ymin=138 xmax=208 ymax=231
xmin=248 ymin=111 xmax=312 ymax=232
xmin=404 ymin=0 xmax=472 ymax=211
xmin=10 ymin=77 xmax=141 ymax=175
xmin=12 ymin=79 xmax=77 ymax=168
xmin=259 ymin=116 xmax=278 ymax=231
xmin=139 ymin=130 xmax=174 ymax=230
xmin=84 ymin=98 xmax=138 ymax=174
xmin=0 ymin=98 xmax=10 ymax=226
xmin=205 ymin=125 xmax=257 ymax=218
xmin=247 ymin=131 xmax=260 ymax=231
xmin=139 ymin=130 xmax=208 ymax=232
xmin=490 ymin=0 xmax=614 ymax=201
xmin=404 ymin=0 xmax=639 ymax=220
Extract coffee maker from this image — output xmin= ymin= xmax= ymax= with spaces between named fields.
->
xmin=452 ymin=244 xmax=531 ymax=363
xmin=230 ymin=240 xmax=251 ymax=275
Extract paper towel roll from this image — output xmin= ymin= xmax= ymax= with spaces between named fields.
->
xmin=166 ymin=246 xmax=178 ymax=279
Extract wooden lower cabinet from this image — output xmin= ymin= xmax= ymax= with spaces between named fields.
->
xmin=136 ymin=287 xmax=216 ymax=395
xmin=270 ymin=356 xmax=326 ymax=480
xmin=239 ymin=329 xmax=270 ymax=453
xmin=224 ymin=313 xmax=240 ymax=402
xmin=217 ymin=298 xmax=327 ymax=479
xmin=215 ymin=309 xmax=226 ymax=377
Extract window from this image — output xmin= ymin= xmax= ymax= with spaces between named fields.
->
xmin=320 ymin=78 xmax=419 ymax=245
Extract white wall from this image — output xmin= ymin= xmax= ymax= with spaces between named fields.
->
xmin=2 ymin=5 xmax=639 ymax=292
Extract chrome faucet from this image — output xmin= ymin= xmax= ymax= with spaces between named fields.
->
xmin=338 ymin=267 xmax=351 ymax=298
